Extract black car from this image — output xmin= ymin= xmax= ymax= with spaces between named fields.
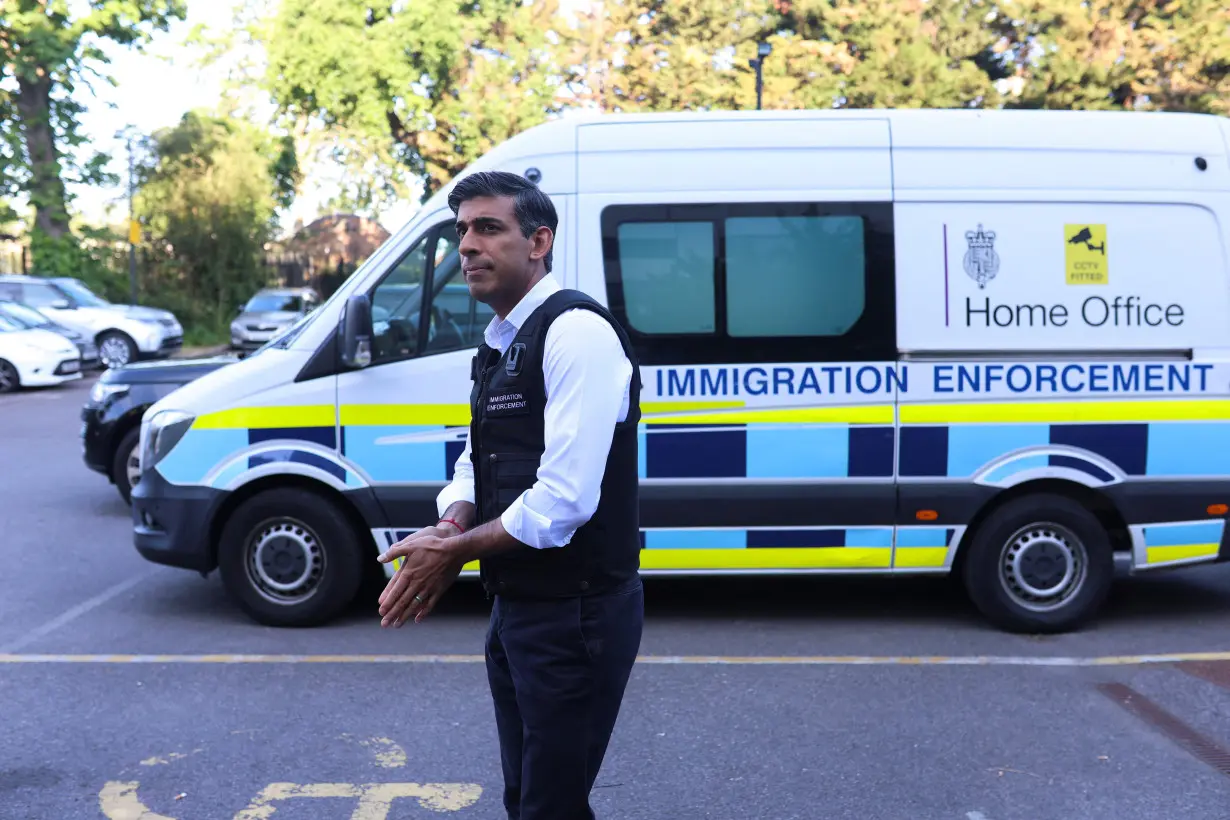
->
xmin=0 ymin=298 xmax=100 ymax=369
xmin=81 ymin=355 xmax=235 ymax=504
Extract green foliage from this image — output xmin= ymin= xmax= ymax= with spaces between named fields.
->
xmin=264 ymin=0 xmax=563 ymax=199
xmin=0 ymin=0 xmax=187 ymax=240
xmin=134 ymin=110 xmax=297 ymax=339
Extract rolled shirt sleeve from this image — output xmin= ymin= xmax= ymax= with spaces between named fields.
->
xmin=500 ymin=308 xmax=632 ymax=549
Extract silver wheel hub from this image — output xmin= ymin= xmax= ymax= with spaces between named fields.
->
xmin=246 ymin=520 xmax=325 ymax=605
xmin=999 ymin=523 xmax=1086 ymax=613
xmin=125 ymin=445 xmax=141 ymax=489
xmin=0 ymin=364 xmax=14 ymax=390
xmin=99 ymin=338 xmax=130 ymax=367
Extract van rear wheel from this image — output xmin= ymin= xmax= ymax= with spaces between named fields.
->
xmin=961 ymin=493 xmax=1113 ymax=634
xmin=217 ymin=488 xmax=364 ymax=627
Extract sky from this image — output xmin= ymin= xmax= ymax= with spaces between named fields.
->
xmin=71 ymin=0 xmax=421 ymax=236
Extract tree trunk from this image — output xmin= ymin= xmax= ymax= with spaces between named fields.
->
xmin=16 ymin=73 xmax=70 ymax=239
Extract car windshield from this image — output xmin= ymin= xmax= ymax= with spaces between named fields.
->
xmin=0 ymin=301 xmax=50 ymax=328
xmin=245 ymin=293 xmax=304 ymax=312
xmin=55 ymin=279 xmax=111 ymax=307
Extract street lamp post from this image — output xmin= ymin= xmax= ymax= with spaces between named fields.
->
xmin=127 ymin=134 xmax=139 ymax=306
xmin=749 ymin=41 xmax=772 ymax=110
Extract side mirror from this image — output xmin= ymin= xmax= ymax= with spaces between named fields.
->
xmin=339 ymin=292 xmax=373 ymax=369
xmin=50 ymin=299 xmax=72 ymax=310
xmin=236 ymin=303 xmax=245 ymax=314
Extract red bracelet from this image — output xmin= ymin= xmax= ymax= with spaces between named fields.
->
xmin=438 ymin=517 xmax=466 ymax=534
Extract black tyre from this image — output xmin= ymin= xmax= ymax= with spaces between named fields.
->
xmin=0 ymin=359 xmax=18 ymax=393
xmin=217 ymin=488 xmax=365 ymax=627
xmin=961 ymin=493 xmax=1114 ymax=634
xmin=97 ymin=331 xmax=137 ymax=369
xmin=111 ymin=427 xmax=141 ymax=505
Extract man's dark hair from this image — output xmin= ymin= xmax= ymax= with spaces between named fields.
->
xmin=447 ymin=171 xmax=559 ymax=272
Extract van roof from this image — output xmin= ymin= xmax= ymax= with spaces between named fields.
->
xmin=431 ymin=107 xmax=1229 ymax=207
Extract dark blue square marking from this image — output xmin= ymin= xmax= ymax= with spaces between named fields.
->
xmin=1048 ymin=454 xmax=1115 ymax=483
xmin=1049 ymin=423 xmax=1147 ymax=476
xmin=848 ymin=426 xmax=894 ymax=477
xmin=748 ymin=529 xmax=844 ymax=548
xmin=899 ymin=427 xmax=948 ymax=477
xmin=646 ymin=426 xmax=746 ymax=478
xmin=249 ymin=426 xmax=336 ymax=449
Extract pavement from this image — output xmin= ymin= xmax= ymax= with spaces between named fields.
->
xmin=4 ymin=372 xmax=1230 ymax=819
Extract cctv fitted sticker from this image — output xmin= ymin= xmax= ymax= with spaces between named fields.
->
xmin=1065 ymin=224 xmax=1108 ymax=285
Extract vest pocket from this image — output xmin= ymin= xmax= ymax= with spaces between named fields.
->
xmin=489 ymin=453 xmax=540 ymax=510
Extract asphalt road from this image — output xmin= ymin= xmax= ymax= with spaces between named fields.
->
xmin=4 ymin=373 xmax=1230 ymax=819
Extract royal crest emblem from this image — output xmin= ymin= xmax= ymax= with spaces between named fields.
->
xmin=963 ymin=223 xmax=999 ymax=289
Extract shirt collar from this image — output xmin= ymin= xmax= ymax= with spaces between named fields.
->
xmin=484 ymin=274 xmax=561 ymax=351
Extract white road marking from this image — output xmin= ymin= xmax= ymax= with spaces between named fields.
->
xmin=0 ymin=571 xmax=153 ymax=653
xmin=7 ymin=650 xmax=1230 ymax=666
xmin=966 ymin=813 xmax=990 ymax=820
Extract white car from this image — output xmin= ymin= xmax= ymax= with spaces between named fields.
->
xmin=0 ymin=275 xmax=183 ymax=369
xmin=0 ymin=314 xmax=82 ymax=392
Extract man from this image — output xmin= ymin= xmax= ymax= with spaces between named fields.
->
xmin=376 ymin=170 xmax=644 ymax=820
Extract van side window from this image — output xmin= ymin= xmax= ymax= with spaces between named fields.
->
xmin=725 ymin=215 xmax=865 ymax=337
xmin=617 ymin=222 xmax=716 ymax=334
xmin=369 ymin=236 xmax=428 ymax=365
xmin=602 ymin=202 xmax=895 ymax=364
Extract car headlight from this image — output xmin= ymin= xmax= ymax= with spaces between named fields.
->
xmin=89 ymin=381 xmax=129 ymax=404
xmin=140 ymin=409 xmax=195 ymax=471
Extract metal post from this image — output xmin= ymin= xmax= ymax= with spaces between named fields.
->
xmin=749 ymin=41 xmax=772 ymax=111
xmin=127 ymin=135 xmax=138 ymax=305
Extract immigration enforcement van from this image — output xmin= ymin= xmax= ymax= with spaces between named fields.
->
xmin=131 ymin=108 xmax=1230 ymax=633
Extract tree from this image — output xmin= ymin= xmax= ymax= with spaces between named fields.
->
xmin=991 ymin=0 xmax=1230 ymax=114
xmin=0 ymin=0 xmax=185 ymax=262
xmin=135 ymin=111 xmax=298 ymax=336
xmin=263 ymin=0 xmax=564 ymax=201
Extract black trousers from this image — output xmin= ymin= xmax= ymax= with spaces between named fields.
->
xmin=485 ymin=577 xmax=644 ymax=820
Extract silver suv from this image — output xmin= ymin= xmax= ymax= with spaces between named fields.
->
xmin=0 ymin=275 xmax=183 ymax=368
xmin=230 ymin=287 xmax=319 ymax=353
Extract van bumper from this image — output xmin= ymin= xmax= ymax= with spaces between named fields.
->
xmin=131 ymin=469 xmax=223 ymax=574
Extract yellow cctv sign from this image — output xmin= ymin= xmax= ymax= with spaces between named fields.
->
xmin=1065 ymin=223 xmax=1108 ymax=285
xmin=128 ymin=220 xmax=141 ymax=245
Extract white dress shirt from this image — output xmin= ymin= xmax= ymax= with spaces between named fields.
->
xmin=435 ymin=274 xmax=633 ymax=549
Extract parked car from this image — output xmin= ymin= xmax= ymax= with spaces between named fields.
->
xmin=230 ymin=287 xmax=319 ymax=353
xmin=82 ymin=355 xmax=235 ymax=504
xmin=0 ymin=299 xmax=100 ymax=370
xmin=0 ymin=274 xmax=183 ymax=369
xmin=0 ymin=313 xmax=82 ymax=393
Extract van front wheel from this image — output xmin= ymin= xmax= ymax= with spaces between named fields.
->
xmin=217 ymin=488 xmax=364 ymax=627
xmin=962 ymin=493 xmax=1113 ymax=634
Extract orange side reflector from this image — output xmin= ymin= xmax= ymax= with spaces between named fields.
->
xmin=916 ymin=510 xmax=939 ymax=521
xmin=1208 ymin=504 xmax=1228 ymax=516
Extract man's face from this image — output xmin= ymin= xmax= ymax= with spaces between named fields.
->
xmin=455 ymin=195 xmax=550 ymax=309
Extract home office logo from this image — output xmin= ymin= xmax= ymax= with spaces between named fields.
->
xmin=963 ymin=223 xmax=1000 ymax=289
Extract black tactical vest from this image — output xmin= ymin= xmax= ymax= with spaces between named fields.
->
xmin=469 ymin=288 xmax=642 ymax=599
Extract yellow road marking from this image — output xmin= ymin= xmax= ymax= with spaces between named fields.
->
xmin=99 ymin=781 xmax=175 ymax=820
xmin=337 ymin=735 xmax=407 ymax=769
xmin=21 ymin=651 xmax=1230 ymax=667
xmin=234 ymin=782 xmax=482 ymax=820
xmin=101 ymin=781 xmax=482 ymax=820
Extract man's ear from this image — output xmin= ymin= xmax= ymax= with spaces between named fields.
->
xmin=529 ymin=226 xmax=554 ymax=264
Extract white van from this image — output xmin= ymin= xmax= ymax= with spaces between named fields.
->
xmin=131 ymin=108 xmax=1230 ymax=633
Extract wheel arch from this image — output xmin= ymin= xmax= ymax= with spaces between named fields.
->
xmin=207 ymin=474 xmax=378 ymax=580
xmin=950 ymin=477 xmax=1131 ymax=576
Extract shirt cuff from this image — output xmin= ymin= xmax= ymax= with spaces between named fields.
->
xmin=435 ymin=479 xmax=475 ymax=519
xmin=500 ymin=493 xmax=571 ymax=549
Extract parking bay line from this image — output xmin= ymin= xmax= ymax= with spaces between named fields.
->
xmin=3 ymin=650 xmax=1230 ymax=666
xmin=0 ymin=571 xmax=155 ymax=654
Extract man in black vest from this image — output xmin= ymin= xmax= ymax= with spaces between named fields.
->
xmin=377 ymin=170 xmax=644 ymax=819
